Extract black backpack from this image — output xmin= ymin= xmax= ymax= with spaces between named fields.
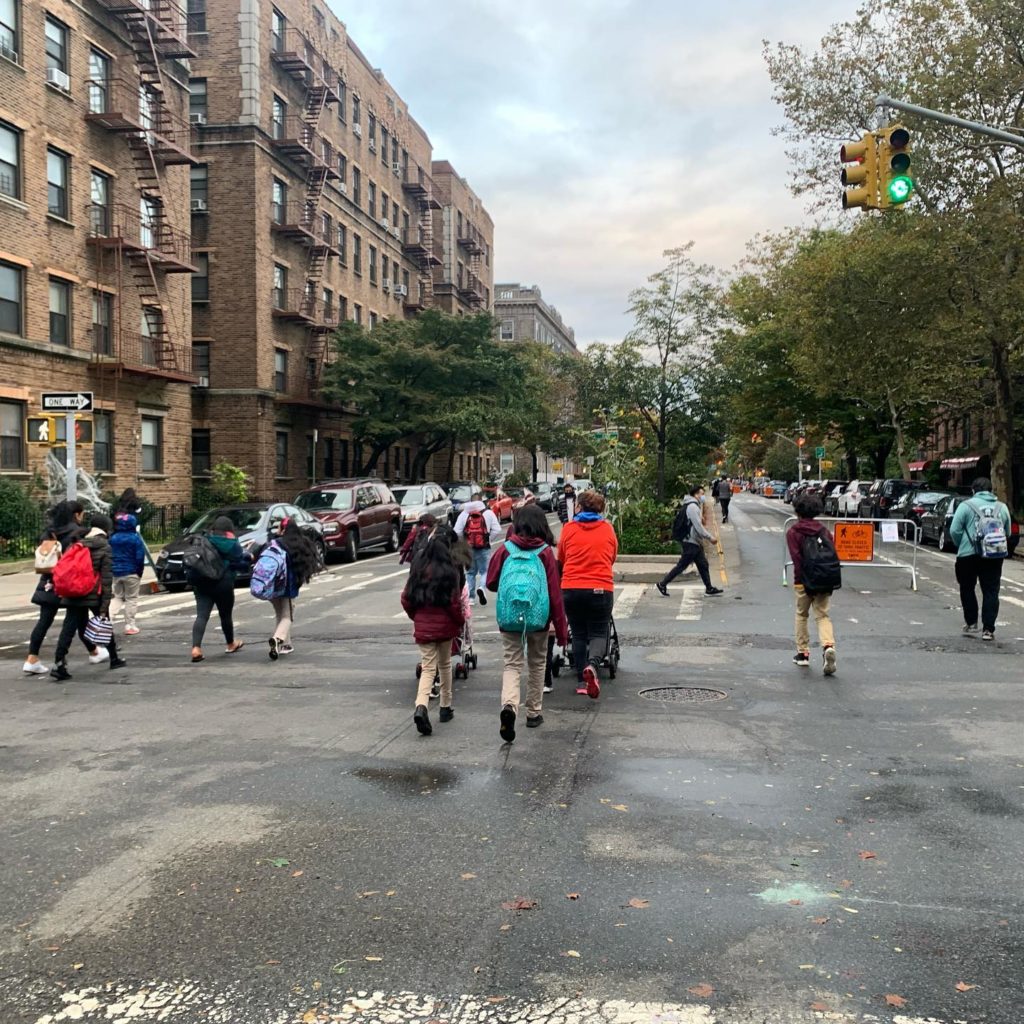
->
xmin=182 ymin=534 xmax=226 ymax=584
xmin=800 ymin=530 xmax=842 ymax=593
xmin=671 ymin=504 xmax=692 ymax=543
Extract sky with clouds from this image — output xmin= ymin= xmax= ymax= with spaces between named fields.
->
xmin=333 ymin=0 xmax=853 ymax=345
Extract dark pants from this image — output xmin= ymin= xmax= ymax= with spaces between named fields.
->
xmin=544 ymin=633 xmax=555 ymax=685
xmin=720 ymin=497 xmax=731 ymax=522
xmin=192 ymin=577 xmax=236 ymax=648
xmin=29 ymin=604 xmax=59 ymax=657
xmin=955 ymin=556 xmax=1003 ymax=632
xmin=54 ymin=607 xmax=117 ymax=664
xmin=562 ymin=588 xmax=613 ymax=681
xmin=662 ymin=541 xmax=712 ymax=590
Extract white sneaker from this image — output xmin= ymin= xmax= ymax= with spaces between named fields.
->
xmin=88 ymin=647 xmax=110 ymax=664
xmin=23 ymin=661 xmax=49 ymax=675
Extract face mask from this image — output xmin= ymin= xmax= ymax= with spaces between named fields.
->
xmin=699 ymin=495 xmax=705 ymax=504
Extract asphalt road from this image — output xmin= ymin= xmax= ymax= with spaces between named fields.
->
xmin=0 ymin=495 xmax=1021 ymax=1024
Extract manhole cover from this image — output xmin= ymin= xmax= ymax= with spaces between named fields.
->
xmin=638 ymin=686 xmax=727 ymax=703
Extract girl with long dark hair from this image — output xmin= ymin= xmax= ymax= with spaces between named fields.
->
xmin=267 ymin=519 xmax=321 ymax=659
xmin=401 ymin=525 xmax=465 ymax=735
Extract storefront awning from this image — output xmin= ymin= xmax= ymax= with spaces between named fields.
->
xmin=940 ymin=455 xmax=981 ymax=469
xmin=908 ymin=460 xmax=930 ymax=472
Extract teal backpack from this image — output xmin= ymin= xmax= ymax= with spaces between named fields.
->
xmin=496 ymin=541 xmax=550 ymax=633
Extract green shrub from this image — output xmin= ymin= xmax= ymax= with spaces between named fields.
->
xmin=616 ymin=497 xmax=678 ymax=555
xmin=0 ymin=479 xmax=44 ymax=559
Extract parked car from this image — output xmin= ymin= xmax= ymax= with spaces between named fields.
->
xmin=504 ymin=486 xmax=534 ymax=512
xmin=391 ymin=482 xmax=454 ymax=536
xmin=295 ymin=479 xmax=402 ymax=563
xmin=857 ymin=479 xmax=915 ymax=522
xmin=445 ymin=482 xmax=482 ymax=518
xmin=919 ymin=494 xmax=1021 ymax=555
xmin=482 ymin=484 xmax=514 ymax=522
xmin=890 ymin=488 xmax=954 ymax=534
xmin=764 ymin=480 xmax=788 ymax=498
xmin=527 ymin=481 xmax=555 ymax=512
xmin=835 ymin=480 xmax=871 ymax=517
xmin=571 ymin=478 xmax=594 ymax=493
xmin=822 ymin=483 xmax=846 ymax=516
xmin=156 ymin=502 xmax=325 ymax=590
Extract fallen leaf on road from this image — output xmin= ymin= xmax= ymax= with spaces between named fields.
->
xmin=364 ymin=955 xmax=383 ymax=962
xmin=841 ymin=906 xmax=859 ymax=914
xmin=302 ymin=1012 xmax=318 ymax=1023
xmin=501 ymin=898 xmax=537 ymax=911
xmin=810 ymin=1002 xmax=831 ymax=1012
xmin=599 ymin=798 xmax=611 ymax=804
xmin=839 ymin=879 xmax=853 ymax=889
xmin=687 ymin=983 xmax=714 ymax=998
xmin=611 ymin=804 xmax=629 ymax=812
xmin=566 ymin=892 xmax=580 ymax=900
xmin=627 ymin=898 xmax=650 ymax=909
xmin=386 ymin=890 xmax=396 ymax=896
xmin=42 ymin=946 xmax=60 ymax=952
xmin=562 ymin=950 xmax=581 ymax=957
xmin=291 ymin=870 xmax=304 ymax=878
xmin=268 ymin=858 xmax=289 ymax=868
xmin=499 ymin=924 xmax=511 ymax=932
xmin=460 ymin=873 xmax=477 ymax=880
xmin=811 ymin=917 xmax=830 ymax=925
xmin=858 ymin=851 xmax=876 ymax=860
xmin=955 ymin=981 xmax=977 ymax=992
xmin=264 ymin=960 xmax=282 ymax=966
xmin=71 ymin=963 xmax=84 ymax=971
xmin=486 ymin=996 xmax=506 ymax=1004
xmin=788 ymin=899 xmax=803 ymax=906
xmin=884 ymin=994 xmax=907 ymax=1008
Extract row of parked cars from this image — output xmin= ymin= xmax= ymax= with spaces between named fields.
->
xmin=156 ymin=478 xmax=569 ymax=589
xmin=781 ymin=478 xmax=1020 ymax=554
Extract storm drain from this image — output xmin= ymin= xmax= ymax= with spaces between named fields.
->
xmin=638 ymin=686 xmax=728 ymax=703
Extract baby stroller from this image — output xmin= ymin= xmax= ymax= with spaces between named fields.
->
xmin=551 ymin=616 xmax=620 ymax=680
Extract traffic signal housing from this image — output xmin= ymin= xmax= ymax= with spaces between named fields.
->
xmin=840 ymin=132 xmax=879 ymax=211
xmin=797 ymin=436 xmax=806 ymax=448
xmin=878 ymin=124 xmax=913 ymax=207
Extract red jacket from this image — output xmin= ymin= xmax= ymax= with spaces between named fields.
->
xmin=401 ymin=571 xmax=466 ymax=643
xmin=557 ymin=518 xmax=618 ymax=591
xmin=787 ymin=518 xmax=830 ymax=586
xmin=485 ymin=534 xmax=569 ymax=646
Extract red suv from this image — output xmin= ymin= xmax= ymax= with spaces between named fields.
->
xmin=295 ymin=479 xmax=402 ymax=563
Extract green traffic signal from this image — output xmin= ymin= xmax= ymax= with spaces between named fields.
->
xmin=887 ymin=174 xmax=914 ymax=204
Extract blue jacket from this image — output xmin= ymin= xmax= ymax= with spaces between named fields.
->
xmin=949 ymin=491 xmax=1011 ymax=559
xmin=110 ymin=515 xmax=146 ymax=577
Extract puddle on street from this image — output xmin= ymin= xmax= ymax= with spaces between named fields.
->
xmin=350 ymin=765 xmax=459 ymax=794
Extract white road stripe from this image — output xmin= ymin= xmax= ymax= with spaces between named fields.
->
xmin=613 ymin=583 xmax=646 ymax=619
xmin=676 ymin=585 xmax=704 ymax=621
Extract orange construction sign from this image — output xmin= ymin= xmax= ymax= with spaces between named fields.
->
xmin=833 ymin=522 xmax=874 ymax=562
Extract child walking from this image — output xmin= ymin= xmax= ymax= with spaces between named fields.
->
xmin=786 ymin=492 xmax=841 ymax=676
xmin=190 ymin=516 xmax=249 ymax=663
xmin=486 ymin=504 xmax=568 ymax=742
xmin=399 ymin=513 xmax=437 ymax=565
xmin=401 ymin=526 xmax=465 ymax=735
xmin=110 ymin=513 xmax=146 ymax=634
xmin=262 ymin=519 xmax=321 ymax=659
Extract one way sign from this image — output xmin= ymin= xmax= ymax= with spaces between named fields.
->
xmin=41 ymin=391 xmax=93 ymax=412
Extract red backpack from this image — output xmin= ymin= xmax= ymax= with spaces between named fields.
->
xmin=465 ymin=511 xmax=489 ymax=550
xmin=52 ymin=542 xmax=100 ymax=600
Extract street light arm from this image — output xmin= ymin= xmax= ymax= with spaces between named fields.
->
xmin=773 ymin=431 xmax=799 ymax=448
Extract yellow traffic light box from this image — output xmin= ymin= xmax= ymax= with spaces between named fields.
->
xmin=840 ymin=132 xmax=880 ymax=210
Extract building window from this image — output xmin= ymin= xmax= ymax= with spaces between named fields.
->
xmin=353 ymin=234 xmax=361 ymax=274
xmin=369 ymin=245 xmax=377 ymax=285
xmin=92 ymin=290 xmax=112 ymax=354
xmin=381 ymin=127 xmax=389 ymax=167
xmin=368 ymin=181 xmax=376 ymax=218
xmin=0 ymin=261 xmax=22 ymax=334
xmin=87 ymin=49 xmax=110 ymax=113
xmin=141 ymin=416 xmax=163 ymax=473
xmin=337 ymin=152 xmax=347 ymax=186
xmin=392 ymin=200 xmax=399 ymax=227
xmin=48 ymin=278 xmax=70 ymax=345
xmin=272 ymin=264 xmax=286 ymax=307
xmin=402 ymin=269 xmax=409 ymax=292
xmin=322 ymin=287 xmax=333 ymax=319
xmin=0 ymin=398 xmax=23 ymax=469
xmin=500 ymin=290 xmax=514 ymax=299
xmin=320 ymin=210 xmax=331 ymax=242
xmin=89 ymin=169 xmax=110 ymax=234
xmin=322 ymin=437 xmax=334 ymax=478
xmin=93 ymin=411 xmax=112 ymax=472
xmin=352 ymin=94 xmax=360 ymax=126
xmin=353 ymin=303 xmax=362 ymax=325
xmin=192 ymin=340 xmax=210 ymax=386
xmin=192 ymin=252 xmax=209 ymax=302
xmin=0 ymin=0 xmax=17 ymax=63
xmin=274 ymin=348 xmax=287 ymax=391
xmin=271 ymin=95 xmax=286 ymax=139
xmin=369 ymin=311 xmax=378 ymax=330
xmin=46 ymin=148 xmax=69 ymax=219
xmin=271 ymin=178 xmax=286 ymax=222
xmin=0 ymin=121 xmax=19 ymax=199
xmin=338 ymin=295 xmax=347 ymax=320
xmin=44 ymin=16 xmax=67 ymax=77
xmin=500 ymin=319 xmax=514 ymax=341
xmin=392 ymin=260 xmax=399 ymax=289
xmin=189 ymin=78 xmax=207 ymax=119
xmin=270 ymin=7 xmax=284 ymax=51
xmin=338 ymin=438 xmax=349 ymax=476
xmin=368 ymin=113 xmax=376 ymax=146
xmin=191 ymin=428 xmax=211 ymax=475
xmin=337 ymin=223 xmax=346 ymax=263
xmin=187 ymin=0 xmax=206 ymax=33
xmin=352 ymin=167 xmax=361 ymax=205
xmin=190 ymin=165 xmax=208 ymax=210
xmin=275 ymin=430 xmax=288 ymax=476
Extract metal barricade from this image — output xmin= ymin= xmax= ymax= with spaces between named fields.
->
xmin=782 ymin=517 xmax=920 ymax=591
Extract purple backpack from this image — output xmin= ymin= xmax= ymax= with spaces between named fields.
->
xmin=250 ymin=541 xmax=287 ymax=600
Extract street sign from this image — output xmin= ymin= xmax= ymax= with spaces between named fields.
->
xmin=833 ymin=522 xmax=874 ymax=562
xmin=28 ymin=418 xmax=53 ymax=444
xmin=41 ymin=391 xmax=93 ymax=412
xmin=591 ymin=428 xmax=619 ymax=441
xmin=820 ymin=459 xmax=834 ymax=469
xmin=815 ymin=446 xmax=826 ymax=459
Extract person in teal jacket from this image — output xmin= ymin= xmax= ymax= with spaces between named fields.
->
xmin=190 ymin=516 xmax=250 ymax=662
xmin=949 ymin=477 xmax=1012 ymax=641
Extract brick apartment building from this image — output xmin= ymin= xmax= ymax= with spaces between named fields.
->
xmin=188 ymin=0 xmax=495 ymax=496
xmin=0 ymin=0 xmax=196 ymax=503
xmin=493 ymin=282 xmax=577 ymax=356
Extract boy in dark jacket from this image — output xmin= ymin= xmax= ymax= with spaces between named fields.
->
xmin=786 ymin=493 xmax=837 ymax=676
xmin=110 ymin=514 xmax=146 ymax=635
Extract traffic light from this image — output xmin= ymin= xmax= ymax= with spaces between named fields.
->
xmin=751 ymin=432 xmax=762 ymax=443
xmin=878 ymin=124 xmax=913 ymax=207
xmin=797 ymin=436 xmax=806 ymax=448
xmin=632 ymin=430 xmax=642 ymax=442
xmin=840 ymin=132 xmax=879 ymax=211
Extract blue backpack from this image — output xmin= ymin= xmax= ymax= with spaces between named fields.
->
xmin=250 ymin=541 xmax=288 ymax=600
xmin=496 ymin=541 xmax=550 ymax=633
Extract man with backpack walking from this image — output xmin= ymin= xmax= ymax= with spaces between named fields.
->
xmin=454 ymin=491 xmax=501 ymax=606
xmin=949 ymin=477 xmax=1012 ymax=642
xmin=786 ymin=493 xmax=841 ymax=675
xmin=656 ymin=485 xmax=723 ymax=597
xmin=719 ymin=477 xmax=733 ymax=524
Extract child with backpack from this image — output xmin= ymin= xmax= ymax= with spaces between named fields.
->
xmin=399 ymin=513 xmax=437 ymax=565
xmin=786 ymin=492 xmax=841 ymax=676
xmin=454 ymin=491 xmax=500 ymax=606
xmin=109 ymin=514 xmax=146 ymax=635
xmin=401 ymin=526 xmax=466 ymax=736
xmin=189 ymin=516 xmax=249 ymax=663
xmin=486 ymin=504 xmax=568 ymax=742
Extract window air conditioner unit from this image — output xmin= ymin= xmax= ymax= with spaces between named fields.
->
xmin=0 ymin=40 xmax=18 ymax=63
xmin=190 ymin=198 xmax=208 ymax=212
xmin=391 ymin=226 xmax=400 ymax=239
xmin=379 ymin=217 xmax=389 ymax=230
xmin=369 ymin=140 xmax=377 ymax=153
xmin=189 ymin=112 xmax=207 ymax=125
xmin=395 ymin=284 xmax=408 ymax=297
xmin=352 ymin=122 xmax=362 ymax=137
xmin=382 ymin=278 xmax=391 ymax=293
xmin=196 ymin=375 xmax=210 ymax=387
xmin=392 ymin=162 xmax=400 ymax=175
xmin=338 ymin=182 xmax=348 ymax=195
xmin=46 ymin=67 xmax=70 ymax=91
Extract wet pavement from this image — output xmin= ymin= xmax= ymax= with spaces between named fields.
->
xmin=0 ymin=495 xmax=1021 ymax=1023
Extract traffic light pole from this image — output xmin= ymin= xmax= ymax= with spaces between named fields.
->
xmin=65 ymin=411 xmax=77 ymax=502
xmin=874 ymin=95 xmax=1024 ymax=149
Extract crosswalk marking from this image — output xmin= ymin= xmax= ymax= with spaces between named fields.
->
xmin=613 ymin=583 xmax=646 ymax=619
xmin=750 ymin=524 xmax=783 ymax=533
xmin=675 ymin=585 xmax=704 ymax=621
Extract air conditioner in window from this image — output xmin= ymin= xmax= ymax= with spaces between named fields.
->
xmin=368 ymin=140 xmax=377 ymax=153
xmin=378 ymin=217 xmax=389 ymax=230
xmin=395 ymin=284 xmax=408 ymax=297
xmin=392 ymin=162 xmax=400 ymax=176
xmin=338 ymin=182 xmax=348 ymax=195
xmin=0 ymin=39 xmax=18 ymax=63
xmin=391 ymin=226 xmax=400 ymax=239
xmin=46 ymin=67 xmax=70 ymax=91
xmin=382 ymin=278 xmax=391 ymax=293
xmin=195 ymin=375 xmax=210 ymax=387
xmin=352 ymin=123 xmax=362 ymax=138
xmin=190 ymin=198 xmax=208 ymax=212
xmin=189 ymin=112 xmax=207 ymax=125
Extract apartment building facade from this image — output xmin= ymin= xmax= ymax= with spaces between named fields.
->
xmin=493 ymin=283 xmax=577 ymax=356
xmin=188 ymin=0 xmax=494 ymax=496
xmin=0 ymin=0 xmax=196 ymax=502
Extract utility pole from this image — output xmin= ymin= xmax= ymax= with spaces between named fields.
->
xmin=65 ymin=411 xmax=77 ymax=502
xmin=874 ymin=95 xmax=1024 ymax=149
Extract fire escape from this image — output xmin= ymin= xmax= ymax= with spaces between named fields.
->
xmin=269 ymin=28 xmax=340 ymax=399
xmin=84 ymin=0 xmax=197 ymax=385
xmin=457 ymin=223 xmax=486 ymax=309
xmin=401 ymin=165 xmax=442 ymax=315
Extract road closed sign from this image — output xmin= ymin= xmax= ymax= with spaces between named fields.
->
xmin=833 ymin=521 xmax=874 ymax=562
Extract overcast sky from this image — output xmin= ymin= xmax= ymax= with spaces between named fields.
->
xmin=334 ymin=1 xmax=852 ymax=345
